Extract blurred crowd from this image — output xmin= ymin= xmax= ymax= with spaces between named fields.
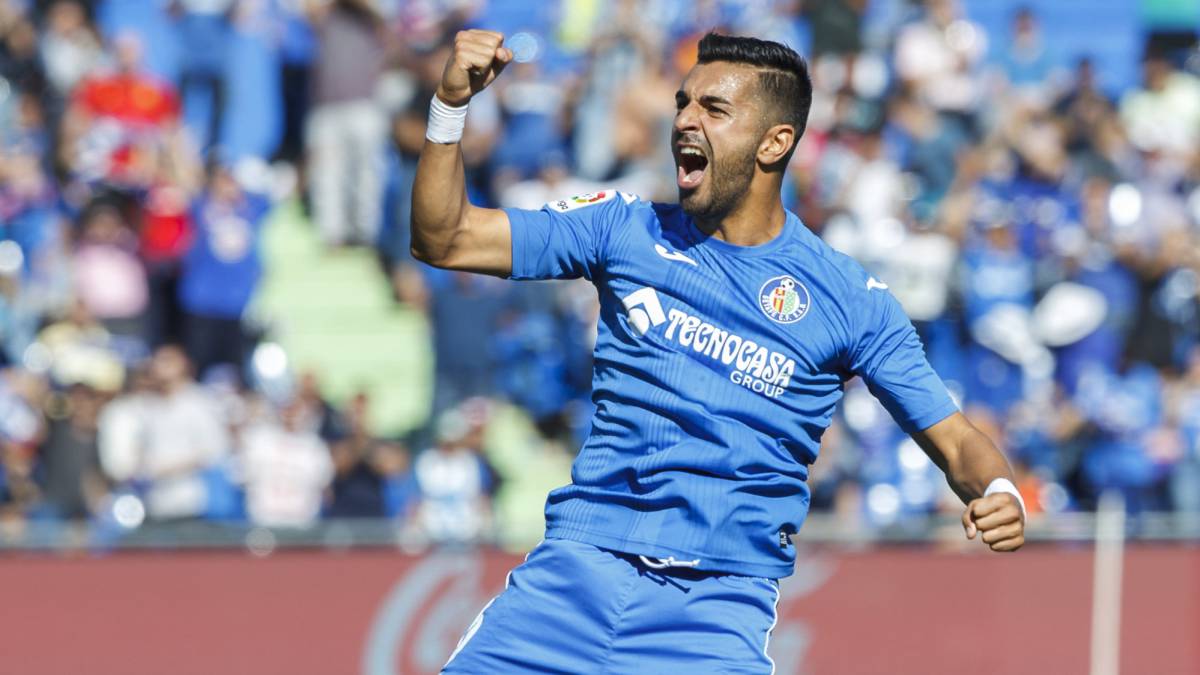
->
xmin=0 ymin=0 xmax=1198 ymax=549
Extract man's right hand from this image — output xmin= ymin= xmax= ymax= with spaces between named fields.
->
xmin=413 ymin=29 xmax=515 ymax=276
xmin=436 ymin=30 xmax=513 ymax=107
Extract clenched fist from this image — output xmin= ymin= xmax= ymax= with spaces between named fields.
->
xmin=962 ymin=492 xmax=1025 ymax=552
xmin=436 ymin=30 xmax=513 ymax=107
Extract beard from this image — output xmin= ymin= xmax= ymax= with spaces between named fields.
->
xmin=679 ymin=139 xmax=757 ymax=221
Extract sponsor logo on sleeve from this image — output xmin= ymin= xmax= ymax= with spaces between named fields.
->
xmin=550 ymin=191 xmax=613 ymax=212
xmin=549 ymin=190 xmax=637 ymax=212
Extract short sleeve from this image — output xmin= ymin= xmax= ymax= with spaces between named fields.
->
xmin=503 ymin=190 xmax=634 ymax=281
xmin=847 ymin=284 xmax=958 ymax=434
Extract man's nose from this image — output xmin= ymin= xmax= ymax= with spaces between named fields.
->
xmin=674 ymin=102 xmax=700 ymax=134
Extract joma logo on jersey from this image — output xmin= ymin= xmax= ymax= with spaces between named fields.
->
xmin=620 ymin=287 xmax=795 ymax=399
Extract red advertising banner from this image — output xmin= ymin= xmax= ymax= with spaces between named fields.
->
xmin=2 ymin=545 xmax=1196 ymax=674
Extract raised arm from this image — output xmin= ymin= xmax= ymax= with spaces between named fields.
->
xmin=848 ymin=279 xmax=1025 ymax=553
xmin=912 ymin=412 xmax=1026 ymax=552
xmin=411 ymin=30 xmax=514 ymax=276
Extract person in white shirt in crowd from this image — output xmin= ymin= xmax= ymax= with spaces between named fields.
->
xmin=98 ymin=345 xmax=228 ymax=520
xmin=1120 ymin=50 xmax=1200 ymax=162
xmin=38 ymin=0 xmax=103 ymax=100
xmin=239 ymin=397 xmax=334 ymax=528
xmin=413 ymin=398 xmax=496 ymax=544
xmin=894 ymin=0 xmax=987 ymax=119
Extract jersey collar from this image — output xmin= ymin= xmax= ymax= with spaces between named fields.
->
xmin=682 ymin=210 xmax=798 ymax=258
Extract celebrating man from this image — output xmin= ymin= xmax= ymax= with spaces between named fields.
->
xmin=413 ymin=30 xmax=1025 ymax=673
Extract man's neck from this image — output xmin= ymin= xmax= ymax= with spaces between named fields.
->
xmin=693 ymin=189 xmax=788 ymax=247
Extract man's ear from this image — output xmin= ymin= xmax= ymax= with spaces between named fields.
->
xmin=757 ymin=123 xmax=796 ymax=168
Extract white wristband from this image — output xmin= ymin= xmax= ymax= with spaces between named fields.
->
xmin=984 ymin=477 xmax=1027 ymax=518
xmin=426 ymin=96 xmax=468 ymax=144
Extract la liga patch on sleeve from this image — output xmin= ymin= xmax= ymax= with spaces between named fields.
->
xmin=548 ymin=190 xmax=636 ymax=212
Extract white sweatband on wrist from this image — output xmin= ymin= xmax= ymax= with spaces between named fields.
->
xmin=426 ymin=96 xmax=468 ymax=144
xmin=985 ymin=477 xmax=1027 ymax=518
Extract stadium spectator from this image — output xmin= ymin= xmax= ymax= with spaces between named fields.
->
xmin=36 ymin=382 xmax=106 ymax=520
xmin=996 ymin=6 xmax=1058 ymax=103
xmin=179 ymin=161 xmax=269 ymax=379
xmin=489 ymin=59 xmax=569 ymax=190
xmin=1169 ymin=349 xmax=1200 ymax=512
xmin=0 ymin=97 xmax=71 ymax=357
xmin=98 ymin=345 xmax=228 ymax=520
xmin=1053 ymin=58 xmax=1122 ymax=181
xmin=138 ymin=134 xmax=202 ymax=349
xmin=0 ymin=8 xmax=46 ymax=96
xmin=328 ymin=391 xmax=416 ymax=519
xmin=491 ymin=307 xmax=573 ymax=425
xmin=61 ymin=32 xmax=180 ymax=188
xmin=271 ymin=0 xmax=317 ymax=164
xmin=571 ymin=3 xmax=660 ymax=181
xmin=35 ymin=298 xmax=126 ymax=392
xmin=814 ymin=118 xmax=907 ymax=264
xmin=173 ymin=0 xmax=235 ymax=151
xmin=239 ymin=397 xmax=333 ymax=528
xmin=377 ymin=91 xmax=425 ymax=305
xmin=609 ymin=45 xmax=679 ymax=198
xmin=412 ymin=400 xmax=496 ymax=544
xmin=1120 ymin=50 xmax=1200 ymax=159
xmin=70 ymin=31 xmax=178 ymax=129
xmin=72 ymin=201 xmax=148 ymax=338
xmin=292 ymin=370 xmax=349 ymax=443
xmin=805 ymin=0 xmax=864 ymax=59
xmin=38 ymin=0 xmax=104 ymax=103
xmin=0 ymin=368 xmax=48 ymax=529
xmin=1073 ymin=361 xmax=1181 ymax=511
xmin=427 ymin=272 xmax=508 ymax=415
xmin=894 ymin=0 xmax=986 ymax=122
xmin=305 ymin=0 xmax=387 ymax=247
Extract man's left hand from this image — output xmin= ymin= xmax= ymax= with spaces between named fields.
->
xmin=962 ymin=493 xmax=1025 ymax=552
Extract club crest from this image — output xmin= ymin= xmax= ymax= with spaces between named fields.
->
xmin=759 ymin=275 xmax=811 ymax=324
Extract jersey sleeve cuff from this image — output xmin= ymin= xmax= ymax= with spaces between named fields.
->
xmin=502 ymin=207 xmax=532 ymax=280
xmin=901 ymin=398 xmax=960 ymax=435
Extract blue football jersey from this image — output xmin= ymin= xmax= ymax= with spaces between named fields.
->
xmin=504 ymin=191 xmax=958 ymax=578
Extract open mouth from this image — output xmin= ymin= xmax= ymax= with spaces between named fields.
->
xmin=676 ymin=145 xmax=709 ymax=190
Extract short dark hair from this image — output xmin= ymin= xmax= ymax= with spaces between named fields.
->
xmin=696 ymin=32 xmax=813 ymax=143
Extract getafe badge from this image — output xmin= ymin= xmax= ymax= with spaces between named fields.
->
xmin=759 ymin=275 xmax=811 ymax=324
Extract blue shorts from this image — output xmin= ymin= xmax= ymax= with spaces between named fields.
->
xmin=442 ymin=537 xmax=780 ymax=673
